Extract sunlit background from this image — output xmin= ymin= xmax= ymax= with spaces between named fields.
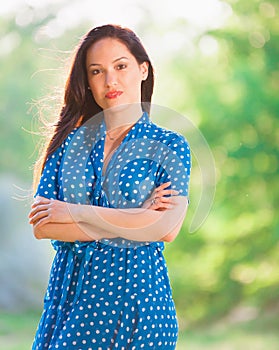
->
xmin=0 ymin=0 xmax=278 ymax=349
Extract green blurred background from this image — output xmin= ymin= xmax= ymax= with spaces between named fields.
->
xmin=0 ymin=0 xmax=278 ymax=349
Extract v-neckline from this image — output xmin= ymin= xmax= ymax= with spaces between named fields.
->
xmin=100 ymin=112 xmax=147 ymax=178
xmin=101 ymin=125 xmax=134 ymax=177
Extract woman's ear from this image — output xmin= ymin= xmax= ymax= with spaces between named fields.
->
xmin=140 ymin=61 xmax=149 ymax=81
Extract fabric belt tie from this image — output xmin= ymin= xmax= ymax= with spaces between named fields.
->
xmin=52 ymin=240 xmax=102 ymax=307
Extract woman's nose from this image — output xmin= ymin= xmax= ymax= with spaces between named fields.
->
xmin=105 ymin=70 xmax=117 ymax=87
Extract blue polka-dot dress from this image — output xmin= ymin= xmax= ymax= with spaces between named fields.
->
xmin=32 ymin=112 xmax=191 ymax=350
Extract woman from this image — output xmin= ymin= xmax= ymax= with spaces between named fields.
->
xmin=29 ymin=24 xmax=191 ymax=350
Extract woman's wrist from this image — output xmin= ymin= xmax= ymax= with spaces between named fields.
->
xmin=70 ymin=203 xmax=84 ymax=224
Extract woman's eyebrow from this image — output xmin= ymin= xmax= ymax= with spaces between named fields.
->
xmin=88 ymin=56 xmax=129 ymax=67
xmin=112 ymin=56 xmax=129 ymax=63
xmin=88 ymin=63 xmax=101 ymax=67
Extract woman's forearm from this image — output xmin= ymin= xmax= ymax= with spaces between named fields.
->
xmin=72 ymin=196 xmax=188 ymax=242
xmin=33 ymin=222 xmax=115 ymax=242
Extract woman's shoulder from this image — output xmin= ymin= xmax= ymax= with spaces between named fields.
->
xmin=45 ymin=127 xmax=80 ymax=163
xmin=64 ymin=127 xmax=80 ymax=144
xmin=148 ymin=120 xmax=190 ymax=149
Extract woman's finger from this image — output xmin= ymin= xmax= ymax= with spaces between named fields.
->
xmin=155 ymin=189 xmax=179 ymax=197
xmin=149 ymin=189 xmax=179 ymax=202
xmin=149 ymin=196 xmax=175 ymax=210
xmin=32 ymin=197 xmax=51 ymax=208
xmin=29 ymin=209 xmax=49 ymax=225
xmin=154 ymin=196 xmax=177 ymax=206
xmin=29 ymin=204 xmax=50 ymax=218
xmin=29 ymin=213 xmax=47 ymax=225
xmin=157 ymin=202 xmax=173 ymax=209
xmin=158 ymin=196 xmax=177 ymax=204
xmin=154 ymin=181 xmax=171 ymax=192
xmin=33 ymin=216 xmax=50 ymax=228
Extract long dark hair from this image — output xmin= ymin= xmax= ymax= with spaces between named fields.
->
xmin=36 ymin=24 xmax=154 ymax=179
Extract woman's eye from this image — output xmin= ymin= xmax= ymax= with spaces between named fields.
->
xmin=91 ymin=69 xmax=101 ymax=75
xmin=116 ymin=64 xmax=127 ymax=70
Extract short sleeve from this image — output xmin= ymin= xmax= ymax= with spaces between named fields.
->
xmin=155 ymin=135 xmax=191 ymax=197
xmin=34 ymin=144 xmax=64 ymax=200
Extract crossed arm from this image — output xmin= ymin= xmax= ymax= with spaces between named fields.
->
xmin=29 ymin=182 xmax=188 ymax=243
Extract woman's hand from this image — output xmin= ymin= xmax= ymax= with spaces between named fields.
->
xmin=142 ymin=181 xmax=179 ymax=211
xmin=29 ymin=196 xmax=76 ymax=228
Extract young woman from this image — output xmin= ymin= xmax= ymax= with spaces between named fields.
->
xmin=29 ymin=24 xmax=191 ymax=350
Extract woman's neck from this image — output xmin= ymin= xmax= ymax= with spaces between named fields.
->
xmin=103 ymin=103 xmax=143 ymax=131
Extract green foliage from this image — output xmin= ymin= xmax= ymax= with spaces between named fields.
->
xmin=163 ymin=0 xmax=279 ymax=326
xmin=0 ymin=13 xmax=90 ymax=179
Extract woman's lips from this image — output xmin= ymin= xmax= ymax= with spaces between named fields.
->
xmin=105 ymin=90 xmax=123 ymax=99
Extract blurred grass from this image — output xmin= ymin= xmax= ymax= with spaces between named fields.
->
xmin=0 ymin=311 xmax=38 ymax=350
xmin=1 ymin=311 xmax=279 ymax=349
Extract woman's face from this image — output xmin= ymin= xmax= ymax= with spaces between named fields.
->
xmin=86 ymin=37 xmax=149 ymax=111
